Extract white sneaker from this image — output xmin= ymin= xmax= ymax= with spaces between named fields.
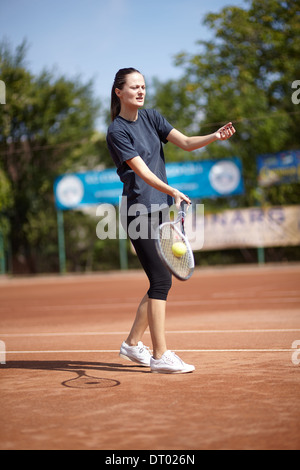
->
xmin=150 ymin=350 xmax=195 ymax=374
xmin=119 ymin=341 xmax=152 ymax=367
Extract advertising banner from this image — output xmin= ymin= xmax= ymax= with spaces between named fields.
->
xmin=54 ymin=158 xmax=244 ymax=210
xmin=189 ymin=205 xmax=300 ymax=251
xmin=54 ymin=169 xmax=122 ymax=210
xmin=257 ymin=150 xmax=300 ymax=187
xmin=166 ymin=158 xmax=244 ymax=199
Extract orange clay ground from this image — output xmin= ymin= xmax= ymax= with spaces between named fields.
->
xmin=0 ymin=264 xmax=299 ymax=450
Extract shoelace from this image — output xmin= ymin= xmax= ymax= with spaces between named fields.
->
xmin=163 ymin=351 xmax=184 ymax=365
xmin=138 ymin=343 xmax=151 ymax=355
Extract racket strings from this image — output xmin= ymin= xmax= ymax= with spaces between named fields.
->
xmin=158 ymin=224 xmax=193 ymax=280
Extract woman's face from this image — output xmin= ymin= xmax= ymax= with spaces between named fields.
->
xmin=116 ymin=72 xmax=146 ymax=110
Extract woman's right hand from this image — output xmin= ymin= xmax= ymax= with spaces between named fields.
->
xmin=172 ymin=189 xmax=191 ymax=209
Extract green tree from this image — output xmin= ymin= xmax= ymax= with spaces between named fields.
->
xmin=0 ymin=40 xmax=107 ymax=273
xmin=148 ymin=0 xmax=300 ymax=265
xmin=147 ymin=77 xmax=201 ymax=162
xmin=0 ymin=166 xmax=12 ymax=213
xmin=173 ymin=0 xmax=300 ymax=206
xmin=0 ymin=166 xmax=12 ymax=269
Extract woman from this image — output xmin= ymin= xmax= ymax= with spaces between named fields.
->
xmin=107 ymin=68 xmax=236 ymax=374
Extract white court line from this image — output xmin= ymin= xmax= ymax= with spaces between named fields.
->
xmin=34 ymin=297 xmax=300 ymax=308
xmin=1 ymin=328 xmax=300 ymax=338
xmin=1 ymin=296 xmax=298 ymax=313
xmin=3 ymin=349 xmax=295 ymax=354
xmin=212 ymin=290 xmax=300 ymax=298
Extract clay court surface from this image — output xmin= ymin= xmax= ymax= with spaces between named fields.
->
xmin=0 ymin=264 xmax=299 ymax=450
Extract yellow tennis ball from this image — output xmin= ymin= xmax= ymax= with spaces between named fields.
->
xmin=172 ymin=242 xmax=187 ymax=258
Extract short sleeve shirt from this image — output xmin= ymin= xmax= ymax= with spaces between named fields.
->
xmin=106 ymin=109 xmax=174 ymax=214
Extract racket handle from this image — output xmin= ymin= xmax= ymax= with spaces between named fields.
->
xmin=179 ymin=201 xmax=187 ymax=235
xmin=180 ymin=201 xmax=188 ymax=215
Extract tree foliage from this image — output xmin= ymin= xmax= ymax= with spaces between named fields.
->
xmin=1 ymin=0 xmax=299 ymax=273
xmin=148 ymin=0 xmax=300 ymax=264
xmin=152 ymin=0 xmax=300 ymax=207
xmin=0 ymin=40 xmax=110 ymax=273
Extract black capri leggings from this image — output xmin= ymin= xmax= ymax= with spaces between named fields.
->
xmin=125 ymin=210 xmax=172 ymax=301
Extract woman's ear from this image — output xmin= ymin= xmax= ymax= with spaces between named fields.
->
xmin=115 ymin=88 xmax=121 ymax=98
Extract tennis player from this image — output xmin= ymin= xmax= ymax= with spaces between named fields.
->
xmin=107 ymin=68 xmax=235 ymax=374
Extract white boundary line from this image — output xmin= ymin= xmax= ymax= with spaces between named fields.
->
xmin=1 ymin=328 xmax=300 ymax=338
xmin=1 ymin=297 xmax=299 ymax=314
xmin=3 ymin=349 xmax=295 ymax=354
xmin=2 ymin=297 xmax=298 ymax=311
xmin=0 ymin=263 xmax=299 ymax=287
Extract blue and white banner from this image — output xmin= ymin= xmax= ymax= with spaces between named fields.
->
xmin=166 ymin=158 xmax=244 ymax=200
xmin=54 ymin=158 xmax=244 ymax=210
xmin=54 ymin=169 xmax=122 ymax=210
xmin=257 ymin=150 xmax=300 ymax=187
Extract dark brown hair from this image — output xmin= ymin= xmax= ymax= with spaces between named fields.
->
xmin=110 ymin=68 xmax=141 ymax=121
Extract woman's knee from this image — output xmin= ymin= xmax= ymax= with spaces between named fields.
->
xmin=148 ymin=274 xmax=172 ymax=301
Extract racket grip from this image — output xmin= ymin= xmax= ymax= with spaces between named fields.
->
xmin=180 ymin=201 xmax=188 ymax=215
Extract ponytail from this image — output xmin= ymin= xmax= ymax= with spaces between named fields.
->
xmin=110 ymin=68 xmax=141 ymax=121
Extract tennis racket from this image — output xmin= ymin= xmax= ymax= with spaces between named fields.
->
xmin=156 ymin=202 xmax=195 ymax=281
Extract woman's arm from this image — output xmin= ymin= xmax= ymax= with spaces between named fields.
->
xmin=167 ymin=122 xmax=236 ymax=152
xmin=126 ymin=156 xmax=190 ymax=208
xmin=125 ymin=122 xmax=235 ymax=208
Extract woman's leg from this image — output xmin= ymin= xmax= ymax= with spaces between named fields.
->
xmin=126 ymin=294 xmax=149 ymax=346
xmin=123 ymin=211 xmax=171 ymax=362
xmin=147 ymin=299 xmax=168 ymax=359
xmin=128 ymin=239 xmax=171 ymax=356
xmin=126 ymin=295 xmax=168 ymax=358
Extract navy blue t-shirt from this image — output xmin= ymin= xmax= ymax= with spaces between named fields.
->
xmin=106 ymin=109 xmax=174 ymax=214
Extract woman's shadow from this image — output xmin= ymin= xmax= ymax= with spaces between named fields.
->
xmin=3 ymin=359 xmax=149 ymax=389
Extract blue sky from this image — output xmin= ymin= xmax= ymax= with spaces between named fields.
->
xmin=1 ymin=0 xmax=247 ymax=130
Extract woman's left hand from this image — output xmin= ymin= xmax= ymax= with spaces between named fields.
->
xmin=215 ymin=122 xmax=236 ymax=141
